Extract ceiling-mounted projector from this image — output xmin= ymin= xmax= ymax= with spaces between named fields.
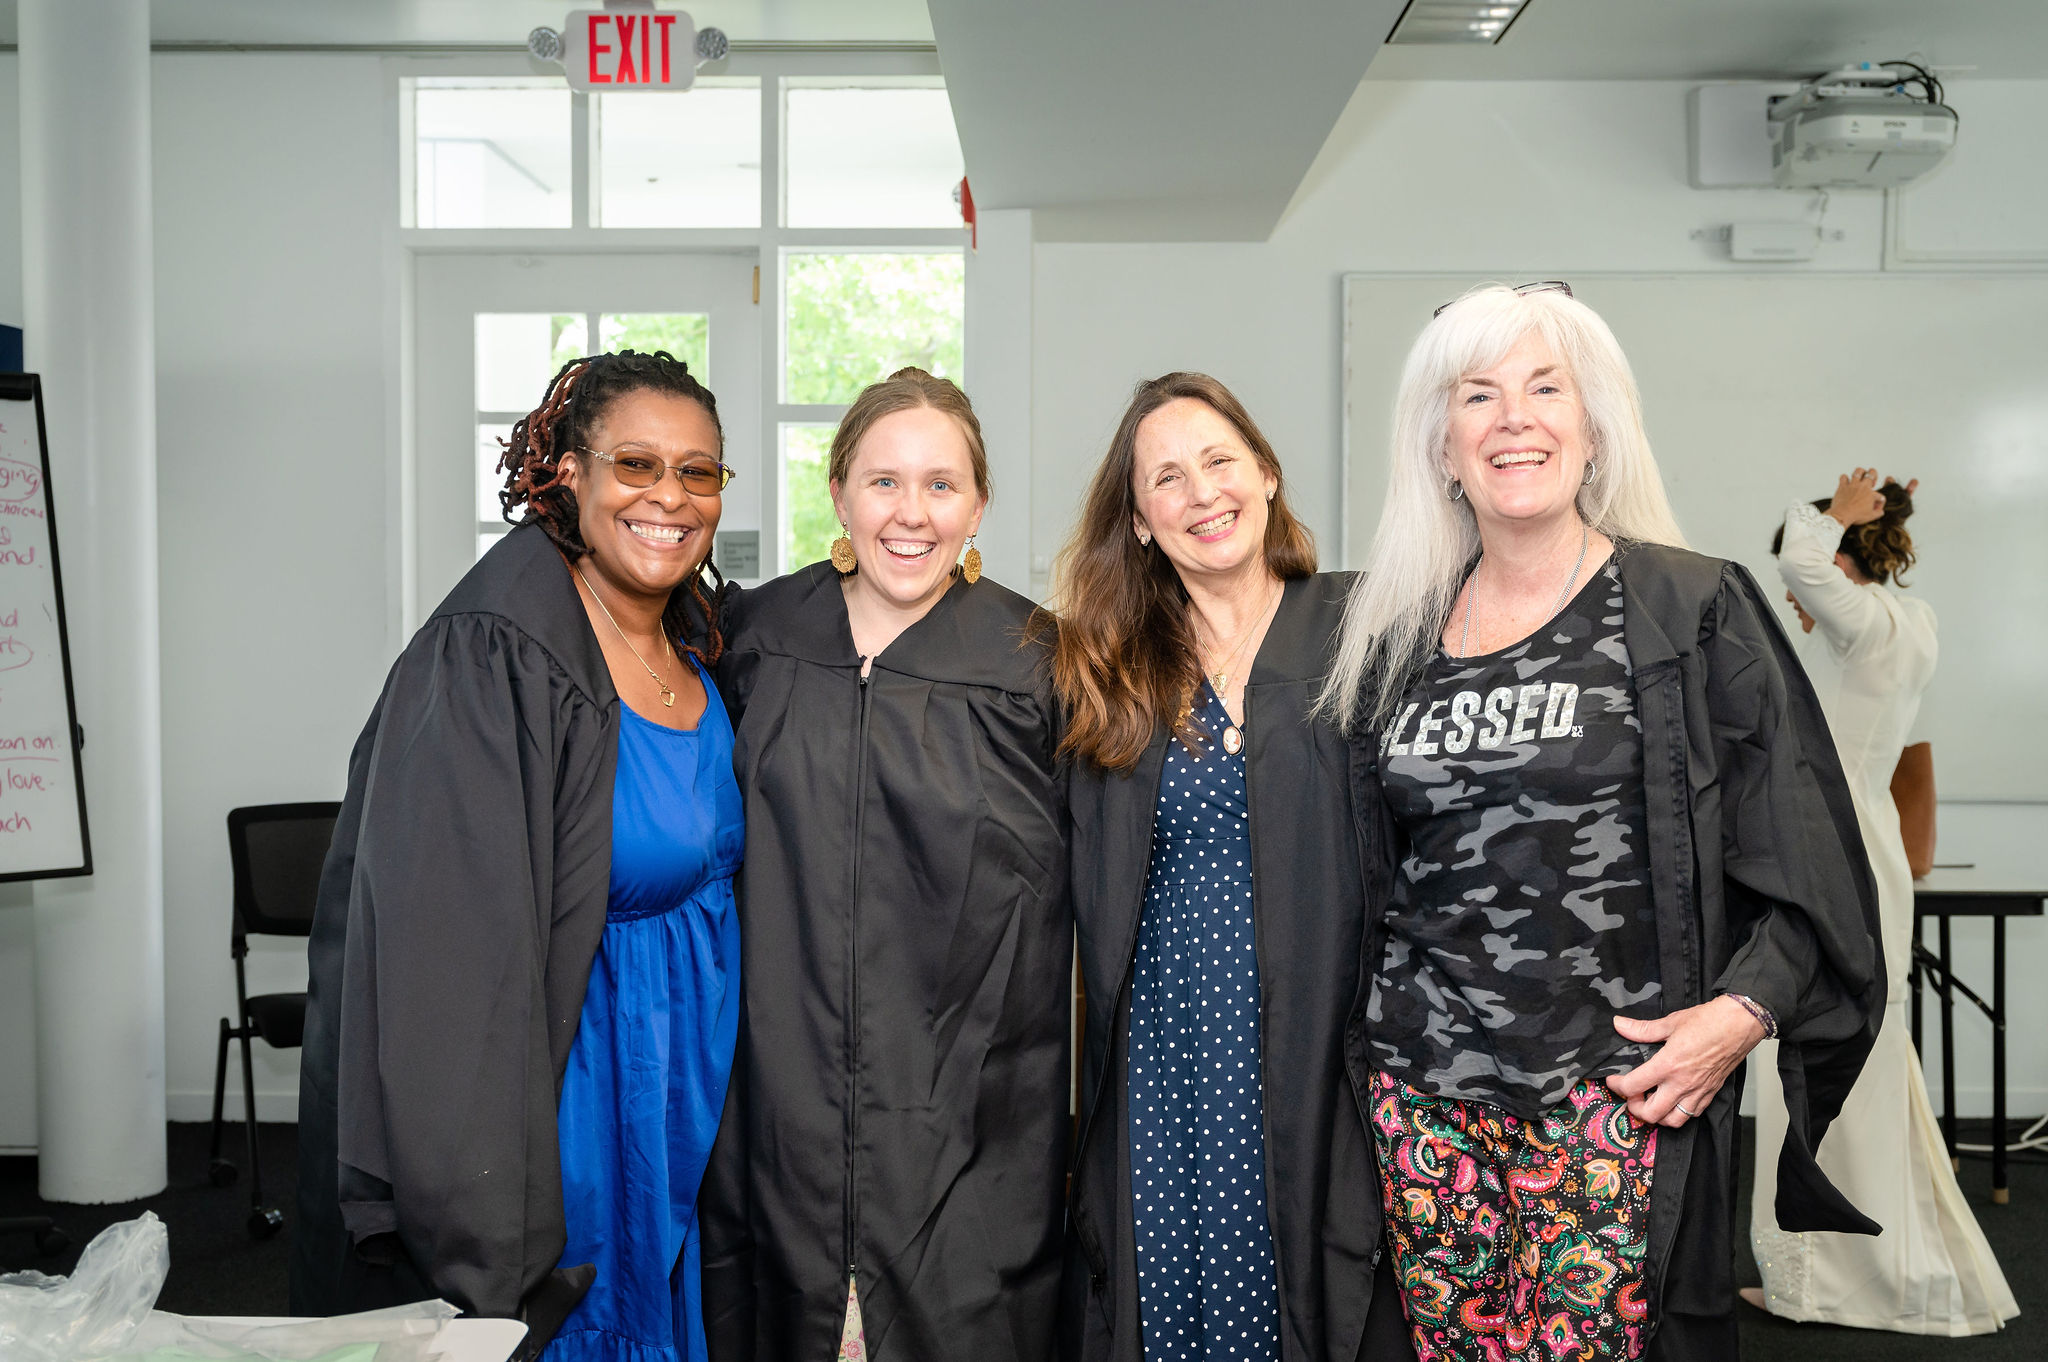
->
xmin=1768 ymin=61 xmax=1956 ymax=189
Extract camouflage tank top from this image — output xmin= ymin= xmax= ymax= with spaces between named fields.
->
xmin=1367 ymin=558 xmax=1661 ymax=1117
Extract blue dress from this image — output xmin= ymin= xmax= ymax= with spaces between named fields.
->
xmin=1127 ymin=684 xmax=1280 ymax=1361
xmin=546 ymin=662 xmax=744 ymax=1362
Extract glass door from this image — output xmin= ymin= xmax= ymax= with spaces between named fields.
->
xmin=414 ymin=252 xmax=762 ymax=618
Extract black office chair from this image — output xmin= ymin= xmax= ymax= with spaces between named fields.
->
xmin=0 ymin=1214 xmax=70 ymax=1257
xmin=209 ymin=801 xmax=339 ymax=1239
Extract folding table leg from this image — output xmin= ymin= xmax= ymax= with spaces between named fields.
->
xmin=1993 ymin=918 xmax=2008 ymax=1205
xmin=1940 ymin=916 xmax=1957 ymax=1166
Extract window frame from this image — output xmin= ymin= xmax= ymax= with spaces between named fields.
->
xmin=389 ymin=48 xmax=969 ymax=588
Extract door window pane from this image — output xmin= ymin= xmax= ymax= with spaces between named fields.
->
xmin=785 ymin=84 xmax=965 ymax=228
xmin=783 ymin=253 xmax=964 ymax=404
xmin=781 ymin=424 xmax=840 ymax=570
xmin=477 ymin=314 xmax=588 ymax=561
xmin=475 ymin=313 xmax=588 ymax=413
xmin=598 ymin=84 xmax=762 ymax=227
xmin=477 ymin=422 xmax=515 ymax=523
xmin=600 ymin=313 xmax=711 ymax=378
xmin=414 ymin=80 xmax=571 ymax=228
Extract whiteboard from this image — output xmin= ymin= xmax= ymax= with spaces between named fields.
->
xmin=1343 ymin=274 xmax=2048 ymax=802
xmin=0 ymin=374 xmax=91 ymax=878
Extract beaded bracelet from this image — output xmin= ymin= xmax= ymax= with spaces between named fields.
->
xmin=1726 ymin=992 xmax=1779 ymax=1040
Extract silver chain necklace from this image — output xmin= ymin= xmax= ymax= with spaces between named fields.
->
xmin=1457 ymin=519 xmax=1589 ymax=659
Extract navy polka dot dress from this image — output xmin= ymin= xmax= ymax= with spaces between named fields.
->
xmin=1126 ymin=683 xmax=1280 ymax=1361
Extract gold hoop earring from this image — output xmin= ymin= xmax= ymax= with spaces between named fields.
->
xmin=830 ymin=526 xmax=857 ymax=574
xmin=960 ymin=534 xmax=983 ymax=584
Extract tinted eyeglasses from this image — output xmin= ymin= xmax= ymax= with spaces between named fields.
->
xmin=579 ymin=448 xmax=735 ymax=495
xmin=1434 ymin=280 xmax=1573 ymax=319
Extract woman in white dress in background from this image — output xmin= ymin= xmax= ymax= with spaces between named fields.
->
xmin=1747 ymin=468 xmax=2019 ymax=1335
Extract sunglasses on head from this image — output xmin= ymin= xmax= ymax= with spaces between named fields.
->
xmin=1434 ymin=280 xmax=1573 ymax=319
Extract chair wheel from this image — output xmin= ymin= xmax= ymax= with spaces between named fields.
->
xmin=209 ymin=1158 xmax=239 ymax=1187
xmin=248 ymin=1207 xmax=285 ymax=1239
xmin=33 ymin=1226 xmax=71 ymax=1256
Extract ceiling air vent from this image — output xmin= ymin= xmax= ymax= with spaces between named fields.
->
xmin=1386 ymin=1 xmax=1533 ymax=45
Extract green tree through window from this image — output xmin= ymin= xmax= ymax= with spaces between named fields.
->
xmin=602 ymin=313 xmax=711 ymax=377
xmin=785 ymin=254 xmax=963 ymax=403
xmin=783 ymin=253 xmax=964 ymax=568
xmin=783 ymin=425 xmax=838 ymax=568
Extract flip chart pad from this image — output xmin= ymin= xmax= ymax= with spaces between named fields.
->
xmin=0 ymin=374 xmax=91 ymax=880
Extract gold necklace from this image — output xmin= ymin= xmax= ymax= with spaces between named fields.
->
xmin=1195 ymin=579 xmax=1281 ymax=756
xmin=1197 ymin=579 xmax=1281 ymax=695
xmin=576 ymin=565 xmax=678 ymax=708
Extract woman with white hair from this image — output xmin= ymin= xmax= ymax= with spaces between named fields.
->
xmin=1323 ymin=282 xmax=1883 ymax=1360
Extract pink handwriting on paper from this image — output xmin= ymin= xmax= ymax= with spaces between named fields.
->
xmin=0 ymin=457 xmax=40 ymax=505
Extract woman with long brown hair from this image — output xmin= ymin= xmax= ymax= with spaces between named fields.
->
xmin=1053 ymin=372 xmax=1409 ymax=1361
xmin=698 ymin=368 xmax=1070 ymax=1362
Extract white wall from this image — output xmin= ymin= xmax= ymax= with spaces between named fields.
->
xmin=3 ymin=65 xmax=2044 ymax=1135
xmin=150 ymin=54 xmax=397 ymax=1120
xmin=1030 ymin=78 xmax=2048 ymax=1116
xmin=1030 ymin=79 xmax=2047 ymax=577
xmin=0 ymin=53 xmax=391 ymax=1135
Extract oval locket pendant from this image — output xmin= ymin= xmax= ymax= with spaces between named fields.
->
xmin=1222 ymin=725 xmax=1243 ymax=755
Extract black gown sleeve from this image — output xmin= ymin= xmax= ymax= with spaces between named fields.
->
xmin=1703 ymin=566 xmax=1880 ymax=1034
xmin=334 ymin=612 xmax=612 ymax=1318
xmin=1700 ymin=563 xmax=1883 ymax=1234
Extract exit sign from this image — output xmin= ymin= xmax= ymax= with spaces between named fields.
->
xmin=562 ymin=7 xmax=697 ymax=91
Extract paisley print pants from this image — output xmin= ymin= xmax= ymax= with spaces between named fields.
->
xmin=1369 ymin=1071 xmax=1658 ymax=1362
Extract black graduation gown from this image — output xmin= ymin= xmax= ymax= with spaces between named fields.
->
xmin=699 ymin=563 xmax=1072 ymax=1362
xmin=293 ymin=524 xmax=620 ymax=1349
xmin=1060 ymin=573 xmax=1415 ymax=1362
xmin=1347 ymin=544 xmax=1884 ymax=1361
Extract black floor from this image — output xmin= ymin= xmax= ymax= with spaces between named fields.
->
xmin=0 ymin=1121 xmax=297 ymax=1316
xmin=1 ymin=1118 xmax=2042 ymax=1355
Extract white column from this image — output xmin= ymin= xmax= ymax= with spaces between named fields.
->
xmin=20 ymin=0 xmax=167 ymax=1201
xmin=963 ymin=208 xmax=1035 ymax=596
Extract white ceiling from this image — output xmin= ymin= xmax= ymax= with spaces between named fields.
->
xmin=7 ymin=0 xmax=2016 ymax=73
xmin=1368 ymin=0 xmax=2048 ymax=81
xmin=0 ymin=1 xmax=935 ymax=46
xmin=3 ymin=1 xmax=2040 ymax=244
xmin=928 ymin=0 xmax=1408 ymax=242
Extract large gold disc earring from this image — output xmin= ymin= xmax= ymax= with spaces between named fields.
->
xmin=961 ymin=534 xmax=983 ymax=584
xmin=830 ymin=526 xmax=857 ymax=574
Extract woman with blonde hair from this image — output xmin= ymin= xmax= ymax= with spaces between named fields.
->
xmin=698 ymin=369 xmax=1070 ymax=1362
xmin=1323 ymin=283 xmax=1882 ymax=1360
xmin=1053 ymin=372 xmax=1411 ymax=1362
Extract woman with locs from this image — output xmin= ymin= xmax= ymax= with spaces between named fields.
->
xmin=1748 ymin=471 xmax=2017 ymax=1334
xmin=295 ymin=351 xmax=744 ymax=1362
xmin=1052 ymin=372 xmax=1413 ymax=1362
xmin=1323 ymin=283 xmax=1883 ymax=1360
xmin=697 ymin=369 xmax=1070 ymax=1362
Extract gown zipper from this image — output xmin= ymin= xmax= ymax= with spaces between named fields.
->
xmin=846 ymin=665 xmax=873 ymax=1301
xmin=1238 ymin=688 xmax=1292 ymax=1318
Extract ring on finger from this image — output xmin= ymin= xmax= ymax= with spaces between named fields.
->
xmin=1673 ymin=1098 xmax=1698 ymax=1118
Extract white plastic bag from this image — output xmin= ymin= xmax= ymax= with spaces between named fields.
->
xmin=0 ymin=1211 xmax=170 ymax=1362
xmin=118 ymin=1299 xmax=460 ymax=1361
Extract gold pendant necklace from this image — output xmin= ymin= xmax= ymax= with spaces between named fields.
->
xmin=576 ymin=565 xmax=677 ymax=707
xmin=1197 ymin=580 xmax=1280 ymax=759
